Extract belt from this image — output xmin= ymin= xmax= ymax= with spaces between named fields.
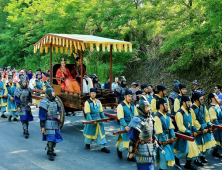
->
xmin=139 ymin=138 xmax=152 ymax=144
xmin=46 ymin=116 xmax=57 ymax=120
xmin=163 ymin=130 xmax=169 ymax=134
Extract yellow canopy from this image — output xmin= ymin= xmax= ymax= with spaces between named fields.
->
xmin=34 ymin=33 xmax=132 ymax=54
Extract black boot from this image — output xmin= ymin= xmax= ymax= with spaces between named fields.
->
xmin=212 ymin=148 xmax=222 ymax=158
xmin=184 ymin=160 xmax=197 ymax=170
xmin=23 ymin=122 xmax=29 ymax=138
xmin=200 ymin=156 xmax=208 ymax=163
xmin=117 ymin=148 xmax=122 ymax=159
xmin=175 ymin=156 xmax=180 ymax=167
xmin=48 ymin=142 xmax=54 ymax=161
xmin=13 ymin=118 xmax=18 ymax=121
xmin=194 ymin=159 xmax=204 ymax=166
xmin=1 ymin=114 xmax=7 ymax=118
xmin=127 ymin=156 xmax=136 ymax=162
xmin=8 ymin=115 xmax=12 ymax=121
xmin=85 ymin=144 xmax=90 ymax=150
xmin=47 ymin=142 xmax=57 ymax=156
xmin=101 ymin=147 xmax=110 ymax=153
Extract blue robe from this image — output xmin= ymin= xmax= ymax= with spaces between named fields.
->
xmin=0 ymin=81 xmax=7 ymax=112
xmin=6 ymin=83 xmax=17 ymax=111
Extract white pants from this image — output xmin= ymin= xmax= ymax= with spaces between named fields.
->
xmin=83 ymin=77 xmax=93 ymax=93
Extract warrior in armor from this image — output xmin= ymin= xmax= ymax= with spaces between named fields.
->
xmin=116 ymin=78 xmax=128 ymax=104
xmin=190 ymin=92 xmax=216 ymax=166
xmin=208 ymin=93 xmax=222 ymax=158
xmin=168 ymin=80 xmax=180 ymax=109
xmin=154 ymin=98 xmax=176 ymax=170
xmin=92 ymin=74 xmax=101 ymax=89
xmin=43 ymin=73 xmax=51 ymax=91
xmin=151 ymin=85 xmax=171 ymax=116
xmin=4 ymin=75 xmax=18 ymax=121
xmin=0 ymin=73 xmax=7 ymax=118
xmin=174 ymin=95 xmax=200 ymax=170
xmin=128 ymin=97 xmax=156 ymax=170
xmin=34 ymin=73 xmax=43 ymax=107
xmin=116 ymin=89 xmax=138 ymax=162
xmin=14 ymin=76 xmax=33 ymax=138
xmin=83 ymin=88 xmax=110 ymax=153
xmin=39 ymin=88 xmax=63 ymax=161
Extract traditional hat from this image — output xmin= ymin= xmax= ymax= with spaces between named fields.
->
xmin=125 ymin=89 xmax=132 ymax=95
xmin=90 ymin=88 xmax=97 ymax=93
xmin=157 ymin=84 xmax=167 ymax=91
xmin=179 ymin=83 xmax=186 ymax=90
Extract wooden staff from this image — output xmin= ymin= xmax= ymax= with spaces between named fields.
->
xmin=82 ymin=118 xmax=111 ymax=125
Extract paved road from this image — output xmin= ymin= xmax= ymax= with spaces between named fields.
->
xmin=0 ymin=107 xmax=221 ymax=170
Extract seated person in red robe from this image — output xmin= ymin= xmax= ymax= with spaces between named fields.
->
xmin=56 ymin=58 xmax=80 ymax=93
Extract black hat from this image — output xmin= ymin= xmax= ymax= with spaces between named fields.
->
xmin=141 ymin=84 xmax=148 ymax=89
xmin=90 ymin=88 xmax=97 ymax=93
xmin=179 ymin=83 xmax=186 ymax=90
xmin=192 ymin=92 xmax=202 ymax=101
xmin=181 ymin=95 xmax=190 ymax=103
xmin=136 ymin=90 xmax=143 ymax=96
xmin=125 ymin=89 xmax=132 ymax=95
xmin=156 ymin=98 xmax=167 ymax=109
xmin=208 ymin=93 xmax=215 ymax=100
xmin=8 ymin=75 xmax=13 ymax=79
xmin=45 ymin=73 xmax=50 ymax=77
xmin=36 ymin=68 xmax=41 ymax=71
xmin=157 ymin=84 xmax=166 ymax=92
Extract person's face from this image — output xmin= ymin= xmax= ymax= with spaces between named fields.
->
xmin=21 ymin=71 xmax=24 ymax=75
xmin=28 ymin=70 xmax=32 ymax=73
xmin=214 ymin=87 xmax=220 ymax=93
xmin=9 ymin=78 xmax=13 ymax=83
xmin=46 ymin=70 xmax=49 ymax=73
xmin=32 ymin=75 xmax=35 ymax=79
xmin=180 ymin=88 xmax=187 ymax=95
xmin=193 ymin=84 xmax=199 ymax=89
xmin=123 ymin=81 xmax=126 ymax=85
xmin=163 ymin=90 xmax=167 ymax=96
xmin=17 ymin=69 xmax=20 ymax=71
xmin=214 ymin=95 xmax=219 ymax=102
xmin=144 ymin=87 xmax=149 ymax=93
xmin=22 ymin=81 xmax=27 ymax=87
xmin=144 ymin=105 xmax=150 ymax=113
xmin=163 ymin=103 xmax=168 ymax=112
xmin=76 ymin=59 xmax=81 ymax=66
xmin=199 ymin=96 xmax=204 ymax=105
xmin=38 ymin=75 xmax=41 ymax=79
xmin=52 ymin=91 xmax=56 ymax=97
xmin=125 ymin=95 xmax=132 ymax=103
xmin=108 ymin=78 xmax=110 ymax=82
xmin=90 ymin=92 xmax=96 ymax=98
xmin=115 ymin=78 xmax=118 ymax=82
xmin=131 ymin=85 xmax=136 ymax=88
xmin=95 ymin=78 xmax=98 ymax=81
xmin=183 ymin=101 xmax=190 ymax=108
xmin=23 ymin=68 xmax=26 ymax=71
xmin=42 ymin=73 xmax=44 ymax=76
xmin=61 ymin=61 xmax=66 ymax=67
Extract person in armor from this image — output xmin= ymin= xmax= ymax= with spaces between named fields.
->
xmin=116 ymin=78 xmax=128 ymax=104
xmin=128 ymin=96 xmax=156 ymax=170
xmin=208 ymin=93 xmax=222 ymax=158
xmin=39 ymin=87 xmax=63 ymax=161
xmin=191 ymin=80 xmax=205 ymax=98
xmin=190 ymin=92 xmax=216 ymax=166
xmin=83 ymin=88 xmax=110 ymax=153
xmin=154 ymin=98 xmax=175 ymax=170
xmin=173 ymin=83 xmax=187 ymax=116
xmin=168 ymin=80 xmax=180 ymax=113
xmin=151 ymin=84 xmax=171 ymax=116
xmin=92 ymin=74 xmax=101 ymax=88
xmin=174 ymin=95 xmax=200 ymax=170
xmin=43 ymin=73 xmax=51 ymax=91
xmin=116 ymin=89 xmax=138 ymax=162
xmin=34 ymin=73 xmax=43 ymax=107
xmin=0 ymin=73 xmax=7 ymax=118
xmin=4 ymin=75 xmax=18 ymax=121
xmin=141 ymin=84 xmax=153 ymax=104
xmin=14 ymin=77 xmax=33 ymax=138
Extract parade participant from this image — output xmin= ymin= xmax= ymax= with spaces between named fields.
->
xmin=116 ymin=89 xmax=138 ymax=161
xmin=168 ymin=80 xmax=180 ymax=111
xmin=190 ymin=92 xmax=216 ymax=166
xmin=71 ymin=56 xmax=93 ymax=93
xmin=5 ymin=75 xmax=18 ymax=121
xmin=92 ymin=74 xmax=101 ymax=88
xmin=214 ymin=85 xmax=222 ymax=105
xmin=14 ymin=77 xmax=33 ymax=138
xmin=135 ymin=90 xmax=144 ymax=105
xmin=36 ymin=68 xmax=42 ymax=79
xmin=42 ymin=72 xmax=46 ymax=81
xmin=116 ymin=78 xmax=128 ymax=104
xmin=112 ymin=77 xmax=119 ymax=91
xmin=128 ymin=97 xmax=156 ymax=170
xmin=28 ymin=73 xmax=36 ymax=89
xmin=191 ymin=80 xmax=205 ymax=98
xmin=174 ymin=95 xmax=200 ymax=170
xmin=27 ymin=69 xmax=32 ymax=80
xmin=34 ymin=73 xmax=43 ymax=107
xmin=39 ymin=87 xmax=63 ymax=161
xmin=43 ymin=73 xmax=51 ymax=91
xmin=151 ymin=84 xmax=171 ymax=116
xmin=56 ymin=58 xmax=80 ymax=93
xmin=104 ymin=76 xmax=111 ymax=90
xmin=0 ymin=73 xmax=7 ymax=118
xmin=173 ymin=83 xmax=187 ymax=114
xmin=83 ymin=88 xmax=110 ymax=153
xmin=208 ymin=93 xmax=222 ymax=158
xmin=154 ymin=98 xmax=175 ymax=170
xmin=13 ymin=70 xmax=19 ymax=83
xmin=45 ymin=69 xmax=49 ymax=74
xmin=141 ymin=84 xmax=152 ymax=104
xmin=129 ymin=82 xmax=140 ymax=105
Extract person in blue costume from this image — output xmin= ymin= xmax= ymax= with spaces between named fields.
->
xmin=141 ymin=84 xmax=153 ymax=104
xmin=4 ymin=75 xmax=18 ymax=121
xmin=174 ymin=95 xmax=200 ymax=170
xmin=34 ymin=73 xmax=43 ymax=107
xmin=0 ymin=73 xmax=8 ymax=118
xmin=168 ymin=80 xmax=180 ymax=113
xmin=128 ymin=96 xmax=156 ymax=170
xmin=190 ymin=92 xmax=216 ymax=166
xmin=208 ymin=93 xmax=222 ymax=158
xmin=83 ymin=88 xmax=110 ymax=153
xmin=151 ymin=85 xmax=171 ymax=117
xmin=154 ymin=98 xmax=176 ymax=170
xmin=14 ymin=76 xmax=33 ymax=138
xmin=39 ymin=87 xmax=63 ymax=161
xmin=116 ymin=89 xmax=138 ymax=161
xmin=43 ymin=73 xmax=51 ymax=91
xmin=173 ymin=83 xmax=187 ymax=114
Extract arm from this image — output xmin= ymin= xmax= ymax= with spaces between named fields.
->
xmin=190 ymin=109 xmax=201 ymax=130
xmin=209 ymin=107 xmax=218 ymax=124
xmin=3 ymin=84 xmax=11 ymax=98
xmin=151 ymin=98 xmax=157 ymax=114
xmin=99 ymin=101 xmax=106 ymax=118
xmin=167 ymin=98 xmax=171 ymax=114
xmin=174 ymin=98 xmax=180 ymax=114
xmin=117 ymin=104 xmax=127 ymax=127
xmin=175 ymin=112 xmax=186 ymax=133
xmin=84 ymin=101 xmax=92 ymax=121
xmin=169 ymin=117 xmax=175 ymax=138
xmin=154 ymin=116 xmax=167 ymax=142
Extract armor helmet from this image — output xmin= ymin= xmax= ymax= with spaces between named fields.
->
xmin=173 ymin=80 xmax=180 ymax=93
xmin=20 ymin=76 xmax=28 ymax=89
xmin=192 ymin=80 xmax=199 ymax=86
xmin=138 ymin=97 xmax=149 ymax=114
xmin=45 ymin=88 xmax=55 ymax=100
xmin=120 ymin=78 xmax=126 ymax=87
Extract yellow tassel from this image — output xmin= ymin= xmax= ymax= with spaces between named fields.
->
xmin=65 ymin=47 xmax=68 ymax=53
xmin=90 ymin=43 xmax=93 ymax=52
xmin=85 ymin=43 xmax=88 ymax=48
xmin=70 ymin=47 xmax=73 ymax=53
xmin=34 ymin=46 xmax=36 ymax=53
xmin=49 ymin=36 xmax=51 ymax=43
xmin=77 ymin=42 xmax=80 ymax=50
xmin=59 ymin=38 xmax=61 ymax=45
xmin=96 ymin=43 xmax=100 ymax=52
xmin=113 ymin=44 xmax=117 ymax=52
xmin=53 ymin=37 xmax=55 ymax=44
xmin=102 ymin=43 xmax=105 ymax=52
xmin=107 ymin=44 xmax=110 ymax=52
xmin=38 ymin=43 xmax=40 ymax=49
xmin=60 ymin=47 xmax=63 ymax=53
xmin=75 ymin=48 xmax=78 ymax=53
xmin=70 ymin=40 xmax=72 ymax=48
xmin=43 ymin=38 xmax=46 ymax=44
xmin=74 ymin=41 xmax=77 ymax=49
xmin=124 ymin=44 xmax=128 ymax=52
xmin=56 ymin=38 xmax=58 ymax=45
xmin=66 ymin=40 xmax=68 ymax=47
xmin=63 ymin=39 xmax=65 ymax=47
xmin=129 ymin=44 xmax=132 ymax=52
xmin=117 ymin=44 xmax=121 ymax=52
xmin=55 ymin=47 xmax=58 ymax=53
xmin=81 ymin=43 xmax=85 ymax=51
xmin=46 ymin=36 xmax=48 ymax=43
xmin=40 ymin=46 xmax=43 ymax=53
xmin=45 ymin=47 xmax=48 ymax=53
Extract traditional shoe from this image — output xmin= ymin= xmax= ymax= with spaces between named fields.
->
xmin=49 ymin=152 xmax=54 ymax=161
xmin=127 ymin=156 xmax=136 ymax=162
xmin=184 ymin=160 xmax=197 ymax=170
xmin=200 ymin=156 xmax=208 ymax=163
xmin=1 ymin=114 xmax=7 ymax=118
xmin=194 ymin=160 xmax=204 ymax=166
xmin=175 ymin=156 xmax=181 ymax=166
xmin=8 ymin=115 xmax=12 ymax=121
xmin=85 ymin=144 xmax=90 ymax=150
xmin=101 ymin=147 xmax=110 ymax=153
xmin=13 ymin=118 xmax=18 ymax=121
xmin=47 ymin=150 xmax=57 ymax=156
xmin=117 ymin=148 xmax=122 ymax=159
xmin=212 ymin=152 xmax=222 ymax=158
